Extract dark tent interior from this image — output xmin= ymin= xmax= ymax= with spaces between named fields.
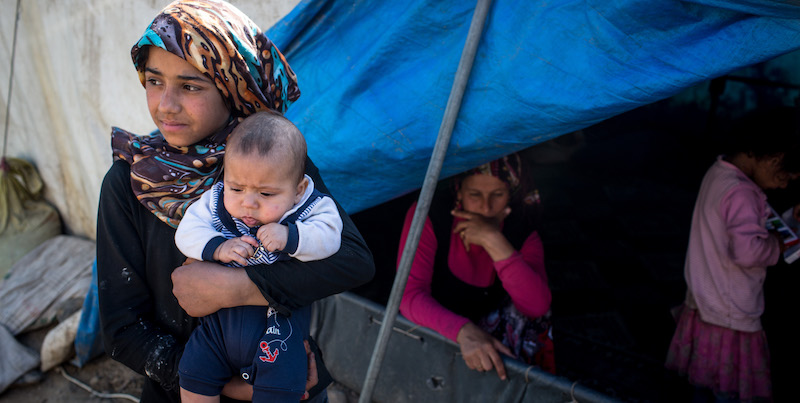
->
xmin=349 ymin=64 xmax=800 ymax=401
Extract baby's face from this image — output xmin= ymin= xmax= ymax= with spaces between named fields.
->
xmin=222 ymin=151 xmax=305 ymax=228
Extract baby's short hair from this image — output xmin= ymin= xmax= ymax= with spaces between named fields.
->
xmin=226 ymin=112 xmax=307 ymax=182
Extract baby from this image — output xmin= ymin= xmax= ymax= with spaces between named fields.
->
xmin=175 ymin=111 xmax=342 ymax=402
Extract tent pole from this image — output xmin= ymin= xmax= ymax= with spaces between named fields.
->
xmin=357 ymin=0 xmax=493 ymax=401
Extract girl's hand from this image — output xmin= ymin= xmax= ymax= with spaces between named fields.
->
xmin=451 ymin=208 xmax=515 ymax=261
xmin=771 ymin=231 xmax=787 ymax=254
xmin=456 ymin=322 xmax=513 ymax=380
xmin=213 ymin=236 xmax=258 ymax=266
xmin=221 ymin=377 xmax=254 ymax=400
xmin=256 ymin=223 xmax=289 ymax=252
xmin=301 ymin=340 xmax=319 ymax=400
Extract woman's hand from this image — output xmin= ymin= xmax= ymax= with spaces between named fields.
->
xmin=451 ymin=208 xmax=515 ymax=261
xmin=172 ymin=260 xmax=267 ymax=317
xmin=456 ymin=322 xmax=513 ymax=380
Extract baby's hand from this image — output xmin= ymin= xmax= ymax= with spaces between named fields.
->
xmin=213 ymin=236 xmax=259 ymax=266
xmin=256 ymin=223 xmax=289 ymax=252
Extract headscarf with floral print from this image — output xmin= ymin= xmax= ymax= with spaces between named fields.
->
xmin=457 ymin=153 xmax=540 ymax=207
xmin=112 ymin=0 xmax=300 ymax=228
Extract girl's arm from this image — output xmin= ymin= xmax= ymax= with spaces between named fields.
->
xmin=723 ymin=187 xmax=781 ymax=268
xmin=97 ymin=161 xmax=185 ymax=391
xmin=398 ymin=203 xmax=471 ymax=342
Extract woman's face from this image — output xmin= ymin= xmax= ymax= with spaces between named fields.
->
xmin=457 ymin=174 xmax=511 ymax=220
xmin=144 ymin=47 xmax=230 ymax=148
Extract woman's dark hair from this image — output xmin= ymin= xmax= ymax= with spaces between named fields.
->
xmin=725 ymin=106 xmax=800 ymax=174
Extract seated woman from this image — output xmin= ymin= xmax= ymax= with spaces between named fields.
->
xmin=398 ymin=153 xmax=554 ymax=380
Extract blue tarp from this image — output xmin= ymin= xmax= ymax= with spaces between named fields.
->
xmin=267 ymin=0 xmax=800 ymax=214
xmin=74 ymin=260 xmax=103 ymax=367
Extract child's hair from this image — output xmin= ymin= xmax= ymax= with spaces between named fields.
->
xmin=725 ymin=106 xmax=800 ymax=174
xmin=226 ymin=112 xmax=307 ymax=182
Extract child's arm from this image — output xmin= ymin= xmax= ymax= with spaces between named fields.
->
xmin=724 ymin=187 xmax=782 ymax=267
xmin=290 ymin=196 xmax=343 ymax=261
xmin=175 ymin=188 xmax=230 ymax=261
xmin=256 ymin=196 xmax=342 ymax=261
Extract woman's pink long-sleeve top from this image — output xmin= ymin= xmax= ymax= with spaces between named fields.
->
xmin=398 ymin=203 xmax=552 ymax=342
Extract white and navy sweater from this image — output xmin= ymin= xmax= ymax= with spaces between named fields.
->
xmin=176 ymin=175 xmax=342 ymax=267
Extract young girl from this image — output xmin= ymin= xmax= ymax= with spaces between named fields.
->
xmin=97 ymin=1 xmax=374 ymax=401
xmin=666 ymin=107 xmax=800 ymax=402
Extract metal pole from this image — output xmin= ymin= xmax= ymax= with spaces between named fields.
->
xmin=2 ymin=0 xmax=23 ymax=160
xmin=358 ymin=0 xmax=493 ymax=401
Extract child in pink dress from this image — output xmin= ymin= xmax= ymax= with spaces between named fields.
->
xmin=666 ymin=107 xmax=800 ymax=402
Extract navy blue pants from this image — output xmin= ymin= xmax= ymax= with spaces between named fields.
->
xmin=179 ymin=305 xmax=310 ymax=402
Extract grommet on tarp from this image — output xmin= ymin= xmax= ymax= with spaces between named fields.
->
xmin=524 ymin=365 xmax=533 ymax=383
xmin=569 ymin=380 xmax=580 ymax=403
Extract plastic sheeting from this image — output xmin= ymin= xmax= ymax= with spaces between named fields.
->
xmin=0 ymin=235 xmax=94 ymax=335
xmin=268 ymin=0 xmax=800 ymax=213
xmin=74 ymin=260 xmax=104 ymax=367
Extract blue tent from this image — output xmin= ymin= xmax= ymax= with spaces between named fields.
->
xmin=266 ymin=0 xmax=800 ymax=214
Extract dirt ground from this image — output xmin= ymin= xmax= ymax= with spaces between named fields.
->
xmin=0 ymin=355 xmax=144 ymax=403
xmin=1 ymin=356 xmax=358 ymax=403
xmin=0 ymin=326 xmax=358 ymax=403
xmin=1 ymin=323 xmax=144 ymax=403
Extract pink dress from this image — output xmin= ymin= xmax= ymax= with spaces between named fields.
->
xmin=666 ymin=157 xmax=776 ymax=401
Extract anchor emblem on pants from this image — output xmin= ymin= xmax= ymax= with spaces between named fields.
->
xmin=259 ymin=340 xmax=279 ymax=363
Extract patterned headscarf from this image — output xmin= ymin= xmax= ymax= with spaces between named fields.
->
xmin=457 ymin=152 xmax=540 ymax=206
xmin=112 ymin=0 xmax=300 ymax=228
xmin=464 ymin=153 xmax=523 ymax=194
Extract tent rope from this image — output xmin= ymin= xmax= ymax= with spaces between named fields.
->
xmin=2 ymin=0 xmax=22 ymax=160
xmin=56 ymin=366 xmax=140 ymax=403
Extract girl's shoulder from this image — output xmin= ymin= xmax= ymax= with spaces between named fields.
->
xmin=103 ymin=160 xmax=132 ymax=190
xmin=705 ymin=159 xmax=762 ymax=196
xmin=99 ymin=160 xmax=138 ymax=208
